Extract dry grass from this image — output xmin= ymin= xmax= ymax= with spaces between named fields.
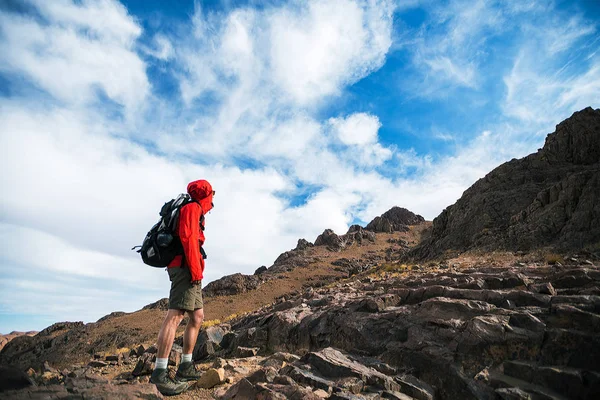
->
xmin=543 ymin=252 xmax=564 ymax=265
xmin=380 ymin=263 xmax=409 ymax=273
xmin=202 ymin=319 xmax=221 ymax=328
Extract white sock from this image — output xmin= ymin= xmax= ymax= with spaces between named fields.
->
xmin=155 ymin=358 xmax=168 ymax=370
xmin=181 ymin=354 xmax=192 ymax=363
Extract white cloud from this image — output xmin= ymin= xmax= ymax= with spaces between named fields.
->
xmin=143 ymin=34 xmax=174 ymax=60
xmin=402 ymin=0 xmax=505 ymax=92
xmin=502 ymin=13 xmax=598 ymax=128
xmin=32 ymin=0 xmax=142 ymax=44
xmin=422 ymin=56 xmax=476 ymax=88
xmin=269 ymin=0 xmax=394 ymax=104
xmin=0 ymin=0 xmax=148 ymax=111
xmin=176 ymin=0 xmax=394 ymax=108
xmin=330 ymin=113 xmax=381 ymax=145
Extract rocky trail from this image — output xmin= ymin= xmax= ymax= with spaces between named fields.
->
xmin=2 ymin=254 xmax=598 ymax=399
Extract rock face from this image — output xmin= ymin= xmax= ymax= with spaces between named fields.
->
xmin=219 ymin=260 xmax=600 ymax=399
xmin=0 ymin=322 xmax=85 ymax=370
xmin=366 ymin=207 xmax=425 ymax=233
xmin=415 ymin=107 xmax=600 ymax=258
xmin=203 ymin=273 xmax=262 ymax=297
xmin=0 ymin=331 xmax=37 ymax=353
xmin=314 ymin=226 xmax=376 ymax=252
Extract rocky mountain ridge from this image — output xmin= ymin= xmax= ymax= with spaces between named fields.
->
xmin=414 ymin=107 xmax=600 ymax=258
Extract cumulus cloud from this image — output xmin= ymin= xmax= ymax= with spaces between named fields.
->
xmin=0 ymin=0 xmax=148 ymax=112
xmin=269 ymin=0 xmax=394 ymax=104
xmin=330 ymin=113 xmax=381 ymax=145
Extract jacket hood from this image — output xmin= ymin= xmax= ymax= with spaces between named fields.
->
xmin=187 ymin=179 xmax=213 ymax=213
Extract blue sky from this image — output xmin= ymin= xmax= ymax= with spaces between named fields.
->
xmin=1 ymin=0 xmax=599 ymax=333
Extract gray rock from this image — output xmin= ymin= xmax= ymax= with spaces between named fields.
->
xmin=203 ymin=273 xmax=261 ymax=297
xmin=235 ymin=346 xmax=259 ymax=358
xmin=193 ymin=325 xmax=227 ymax=360
xmin=132 ymin=353 xmax=154 ymax=376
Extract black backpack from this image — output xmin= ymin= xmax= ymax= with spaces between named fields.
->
xmin=133 ymin=194 xmax=197 ymax=267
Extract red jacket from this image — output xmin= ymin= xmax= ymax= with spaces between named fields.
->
xmin=168 ymin=180 xmax=214 ymax=282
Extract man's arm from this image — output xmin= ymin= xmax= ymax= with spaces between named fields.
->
xmin=178 ymin=203 xmax=204 ymax=282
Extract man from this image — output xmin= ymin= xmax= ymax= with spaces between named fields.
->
xmin=150 ymin=180 xmax=214 ymax=396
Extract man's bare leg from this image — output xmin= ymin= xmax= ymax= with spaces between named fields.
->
xmin=174 ymin=308 xmax=204 ymax=381
xmin=182 ymin=308 xmax=204 ymax=355
xmin=151 ymin=309 xmax=189 ymax=395
xmin=157 ymin=309 xmax=185 ymax=359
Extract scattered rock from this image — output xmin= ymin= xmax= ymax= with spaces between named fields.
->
xmin=132 ymin=353 xmax=154 ymax=376
xmin=193 ymin=325 xmax=227 ymax=360
xmin=196 ymin=367 xmax=225 ymax=389
xmin=88 ymin=361 xmax=108 ymax=368
xmin=235 ymin=346 xmax=259 ymax=358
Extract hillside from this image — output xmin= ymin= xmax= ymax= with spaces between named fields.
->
xmin=1 ymin=109 xmax=600 ymax=399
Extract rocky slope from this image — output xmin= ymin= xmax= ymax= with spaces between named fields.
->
xmin=217 ymin=256 xmax=600 ymax=399
xmin=0 ymin=214 xmax=429 ymax=397
xmin=2 ymin=253 xmax=598 ymax=399
xmin=415 ymin=107 xmax=600 ymax=258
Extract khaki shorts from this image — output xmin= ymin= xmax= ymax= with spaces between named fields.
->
xmin=167 ymin=267 xmax=203 ymax=311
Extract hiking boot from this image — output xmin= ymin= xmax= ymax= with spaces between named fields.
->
xmin=175 ymin=361 xmax=202 ymax=382
xmin=150 ymin=368 xmax=189 ymax=396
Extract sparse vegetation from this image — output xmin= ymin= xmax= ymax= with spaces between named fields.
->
xmin=202 ymin=319 xmax=221 ymax=328
xmin=543 ymin=252 xmax=564 ymax=265
xmin=380 ymin=263 xmax=409 ymax=273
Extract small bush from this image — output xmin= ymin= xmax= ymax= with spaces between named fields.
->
xmin=544 ymin=253 xmax=563 ymax=265
xmin=202 ymin=319 xmax=221 ymax=328
xmin=380 ymin=263 xmax=408 ymax=272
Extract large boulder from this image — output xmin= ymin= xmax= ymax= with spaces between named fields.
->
xmin=315 ymin=229 xmax=345 ymax=251
xmin=203 ymin=273 xmax=261 ymax=297
xmin=314 ymin=227 xmax=376 ymax=252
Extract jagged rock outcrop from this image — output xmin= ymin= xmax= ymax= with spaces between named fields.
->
xmin=96 ymin=311 xmax=126 ymax=323
xmin=203 ymin=273 xmax=262 ymax=297
xmin=315 ymin=229 xmax=345 ymax=250
xmin=0 ymin=322 xmax=86 ymax=370
xmin=314 ymin=226 xmax=376 ymax=252
xmin=415 ymin=107 xmax=600 ymax=258
xmin=219 ymin=259 xmax=600 ymax=399
xmin=142 ymin=298 xmax=169 ymax=311
xmin=331 ymin=258 xmax=373 ymax=277
xmin=0 ymin=331 xmax=37 ymax=353
xmin=366 ymin=207 xmax=425 ymax=233
xmin=295 ymin=238 xmax=314 ymax=251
